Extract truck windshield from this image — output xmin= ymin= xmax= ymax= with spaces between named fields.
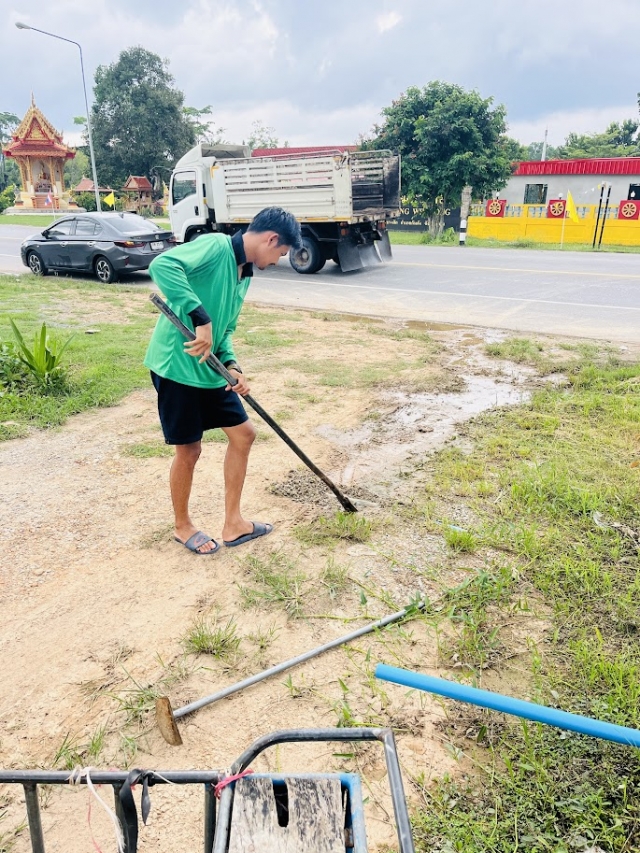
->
xmin=172 ymin=171 xmax=197 ymax=204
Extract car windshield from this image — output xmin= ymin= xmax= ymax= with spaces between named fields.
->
xmin=107 ymin=215 xmax=161 ymax=235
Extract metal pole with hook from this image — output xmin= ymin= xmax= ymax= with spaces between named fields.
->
xmin=149 ymin=292 xmax=358 ymax=513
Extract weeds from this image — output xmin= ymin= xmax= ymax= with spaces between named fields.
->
xmin=247 ymin=623 xmax=279 ymax=652
xmin=485 ymin=336 xmax=544 ymax=364
xmin=110 ymin=657 xmax=191 ymax=726
xmin=52 ymin=733 xmax=84 ymax=770
xmin=295 ymin=511 xmax=373 ymax=546
xmin=320 ymin=558 xmax=350 ymax=598
xmin=0 ymin=797 xmax=24 ymax=853
xmin=183 ymin=616 xmax=242 ymax=659
xmin=121 ymin=441 xmax=173 ymax=458
xmin=443 ymin=526 xmax=479 ymax=552
xmin=240 ymin=550 xmax=307 ymax=617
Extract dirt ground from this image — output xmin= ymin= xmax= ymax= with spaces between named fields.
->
xmin=0 ymin=307 xmax=598 ymax=852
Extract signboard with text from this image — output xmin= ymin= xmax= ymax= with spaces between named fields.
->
xmin=388 ymin=197 xmax=461 ymax=231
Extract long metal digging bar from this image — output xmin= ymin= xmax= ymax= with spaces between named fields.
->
xmin=156 ymin=601 xmax=427 ymax=745
xmin=149 ymin=293 xmax=358 ymax=513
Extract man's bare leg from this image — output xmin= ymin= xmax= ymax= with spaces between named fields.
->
xmin=221 ymin=421 xmax=257 ymax=542
xmin=171 ymin=441 xmax=217 ymax=553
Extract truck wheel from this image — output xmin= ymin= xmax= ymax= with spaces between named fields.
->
xmin=188 ymin=229 xmax=206 ymax=242
xmin=290 ymin=235 xmax=324 ymax=274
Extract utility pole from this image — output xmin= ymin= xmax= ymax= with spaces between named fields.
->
xmin=541 ymin=128 xmax=548 ymax=162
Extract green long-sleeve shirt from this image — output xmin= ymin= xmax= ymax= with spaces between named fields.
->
xmin=144 ymin=234 xmax=251 ymax=389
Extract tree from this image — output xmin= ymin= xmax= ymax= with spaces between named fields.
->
xmin=503 ymin=137 xmax=528 ymax=163
xmin=91 ymin=47 xmax=195 ymax=191
xmin=525 ymin=140 xmax=561 ymax=161
xmin=245 ymin=120 xmax=284 ymax=152
xmin=183 ymin=105 xmax=228 ymax=145
xmin=64 ymin=149 xmax=90 ymax=190
xmin=555 ymin=120 xmax=639 ymax=159
xmin=365 ymin=83 xmax=514 ymax=232
xmin=0 ymin=111 xmax=19 ymax=191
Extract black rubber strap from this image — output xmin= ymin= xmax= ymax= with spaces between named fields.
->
xmin=118 ymin=770 xmax=154 ymax=852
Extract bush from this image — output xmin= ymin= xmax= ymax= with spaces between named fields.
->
xmin=9 ymin=320 xmax=74 ymax=390
xmin=0 ymin=341 xmax=31 ymax=390
xmin=73 ymin=191 xmax=97 ymax=212
xmin=420 ymin=227 xmax=457 ymax=245
xmin=0 ymin=184 xmax=17 ymax=214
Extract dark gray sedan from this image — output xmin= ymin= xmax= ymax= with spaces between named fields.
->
xmin=20 ymin=212 xmax=175 ymax=283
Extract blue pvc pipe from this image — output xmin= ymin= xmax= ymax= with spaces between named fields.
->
xmin=375 ymin=664 xmax=640 ymax=749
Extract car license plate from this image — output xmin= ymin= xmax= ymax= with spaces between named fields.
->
xmin=151 ymin=241 xmax=163 ymax=250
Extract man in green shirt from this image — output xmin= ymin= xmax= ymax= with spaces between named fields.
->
xmin=145 ymin=207 xmax=302 ymax=554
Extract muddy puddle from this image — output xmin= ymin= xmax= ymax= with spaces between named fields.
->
xmin=318 ymin=332 xmax=535 ymax=496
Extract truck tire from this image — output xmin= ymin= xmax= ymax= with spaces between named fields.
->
xmin=290 ymin=235 xmax=325 ymax=274
xmin=188 ymin=229 xmax=207 ymax=242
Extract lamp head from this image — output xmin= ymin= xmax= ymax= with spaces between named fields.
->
xmin=15 ymin=22 xmax=31 ymax=29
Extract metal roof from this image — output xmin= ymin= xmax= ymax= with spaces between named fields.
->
xmin=514 ymin=158 xmax=640 ymax=177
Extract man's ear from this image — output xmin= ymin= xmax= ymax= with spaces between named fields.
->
xmin=265 ymin=231 xmax=280 ymax=248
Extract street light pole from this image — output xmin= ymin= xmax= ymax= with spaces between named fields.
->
xmin=15 ymin=21 xmax=101 ymax=211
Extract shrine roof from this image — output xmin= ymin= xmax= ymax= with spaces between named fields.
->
xmin=4 ymin=138 xmax=75 ymax=159
xmin=3 ymin=99 xmax=75 ymax=159
xmin=72 ymin=177 xmax=112 ymax=193
xmin=123 ymin=175 xmax=153 ymax=191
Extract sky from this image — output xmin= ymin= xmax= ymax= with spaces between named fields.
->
xmin=2 ymin=0 xmax=639 ymax=154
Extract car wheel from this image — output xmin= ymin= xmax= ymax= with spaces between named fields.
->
xmin=289 ymin=235 xmax=324 ymax=274
xmin=94 ymin=256 xmax=118 ymax=284
xmin=27 ymin=251 xmax=47 ymax=276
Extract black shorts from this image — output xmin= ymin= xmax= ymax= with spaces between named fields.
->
xmin=151 ymin=372 xmax=248 ymax=445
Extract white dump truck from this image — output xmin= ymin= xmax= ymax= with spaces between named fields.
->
xmin=168 ymin=144 xmax=400 ymax=273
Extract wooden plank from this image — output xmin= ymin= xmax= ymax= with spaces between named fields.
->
xmin=228 ymin=776 xmax=345 ymax=853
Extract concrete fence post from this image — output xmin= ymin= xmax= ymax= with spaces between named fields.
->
xmin=459 ymin=185 xmax=472 ymax=246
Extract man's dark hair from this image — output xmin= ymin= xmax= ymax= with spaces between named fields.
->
xmin=248 ymin=207 xmax=302 ymax=249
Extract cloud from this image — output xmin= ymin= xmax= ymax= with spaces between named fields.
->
xmin=376 ymin=12 xmax=402 ymax=33
xmin=5 ymin=0 xmax=640 ymax=162
xmin=185 ymin=99 xmax=381 ymax=147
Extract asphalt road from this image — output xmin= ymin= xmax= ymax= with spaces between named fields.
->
xmin=2 ymin=223 xmax=639 ymax=343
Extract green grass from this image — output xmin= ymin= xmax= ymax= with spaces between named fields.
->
xmin=484 ymin=337 xmax=545 ymax=364
xmin=239 ymin=550 xmax=307 ymax=617
xmin=0 ymin=274 xmax=156 ymax=438
xmin=466 ymin=235 xmax=640 ymax=253
xmin=412 ymin=353 xmax=640 ymax=851
xmin=320 ymin=558 xmax=351 ymax=598
xmin=389 ymin=228 xmax=640 ymax=253
xmin=0 ymin=213 xmax=170 ymax=228
xmin=183 ymin=617 xmax=242 ymax=659
xmin=294 ymin=511 xmax=373 ymax=546
xmin=389 ymin=230 xmax=430 ymax=245
xmin=121 ymin=441 xmax=173 ymax=458
xmin=0 ymin=213 xmax=61 ymax=227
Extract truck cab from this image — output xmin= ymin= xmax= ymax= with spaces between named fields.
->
xmin=170 ymin=145 xmax=250 ymax=243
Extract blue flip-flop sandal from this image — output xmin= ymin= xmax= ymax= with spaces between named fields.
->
xmin=175 ymin=531 xmax=220 ymax=555
xmin=223 ymin=521 xmax=273 ymax=548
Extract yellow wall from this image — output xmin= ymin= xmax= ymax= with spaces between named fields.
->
xmin=468 ymin=204 xmax=640 ymax=246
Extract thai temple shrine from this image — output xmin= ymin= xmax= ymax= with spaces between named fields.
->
xmin=2 ymin=97 xmax=79 ymax=212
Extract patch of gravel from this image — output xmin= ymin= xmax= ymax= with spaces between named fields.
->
xmin=270 ymin=468 xmax=380 ymax=511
